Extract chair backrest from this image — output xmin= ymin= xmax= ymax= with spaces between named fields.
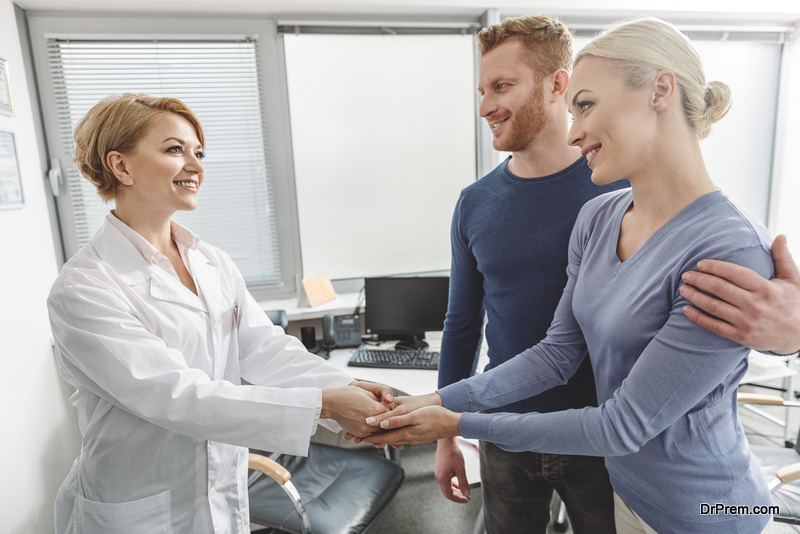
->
xmin=265 ymin=310 xmax=289 ymax=332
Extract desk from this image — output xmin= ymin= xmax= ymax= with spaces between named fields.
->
xmin=326 ymin=344 xmax=439 ymax=397
xmin=259 ymin=292 xmax=362 ymax=322
xmin=325 ymin=332 xmax=491 ymax=397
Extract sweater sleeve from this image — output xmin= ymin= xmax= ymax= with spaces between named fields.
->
xmin=438 ymin=192 xmax=486 ymax=388
xmin=452 ymin=244 xmax=774 ymax=455
xmin=438 ymin=206 xmax=590 ymax=411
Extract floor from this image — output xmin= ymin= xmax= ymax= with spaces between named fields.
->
xmin=258 ymin=382 xmax=800 ymax=534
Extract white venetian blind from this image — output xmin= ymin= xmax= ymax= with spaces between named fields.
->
xmin=47 ymin=39 xmax=281 ymax=285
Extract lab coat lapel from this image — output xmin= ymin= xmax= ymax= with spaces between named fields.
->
xmin=189 ymin=249 xmax=223 ymax=317
xmin=147 ymin=268 xmax=207 ymax=312
xmin=91 ymin=219 xmax=152 ymax=286
xmin=91 ymin=218 xmax=207 ymax=312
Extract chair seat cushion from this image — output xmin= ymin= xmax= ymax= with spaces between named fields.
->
xmin=750 ymin=444 xmax=800 ymax=521
xmin=248 ymin=444 xmax=404 ymax=534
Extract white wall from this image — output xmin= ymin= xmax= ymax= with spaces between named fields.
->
xmin=770 ymin=22 xmax=800 ymax=257
xmin=0 ymin=1 xmax=81 ymax=532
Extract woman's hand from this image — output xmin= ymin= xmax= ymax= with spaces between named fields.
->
xmin=321 ymin=386 xmax=391 ymax=438
xmin=366 ymin=392 xmax=443 ymax=426
xmin=344 ymin=392 xmax=443 ymax=447
xmin=360 ymin=405 xmax=462 ymax=447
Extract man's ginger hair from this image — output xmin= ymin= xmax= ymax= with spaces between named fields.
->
xmin=477 ymin=15 xmax=574 ymax=81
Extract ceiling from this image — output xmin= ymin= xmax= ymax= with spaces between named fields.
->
xmin=15 ymin=0 xmax=800 ymax=26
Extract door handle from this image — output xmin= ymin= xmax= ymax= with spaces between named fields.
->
xmin=48 ymin=158 xmax=62 ymax=197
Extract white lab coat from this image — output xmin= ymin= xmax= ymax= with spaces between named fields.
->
xmin=48 ymin=216 xmax=353 ymax=534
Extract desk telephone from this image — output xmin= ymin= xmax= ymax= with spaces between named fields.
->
xmin=322 ymin=314 xmax=363 ymax=349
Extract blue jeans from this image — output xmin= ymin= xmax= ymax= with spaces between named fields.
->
xmin=479 ymin=440 xmax=616 ymax=534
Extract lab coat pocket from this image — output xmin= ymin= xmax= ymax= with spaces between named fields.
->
xmin=76 ymin=490 xmax=172 ymax=534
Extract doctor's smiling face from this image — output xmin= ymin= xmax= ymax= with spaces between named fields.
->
xmin=109 ymin=112 xmax=205 ymax=217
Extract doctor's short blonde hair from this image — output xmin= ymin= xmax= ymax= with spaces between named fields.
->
xmin=575 ymin=18 xmax=731 ymax=139
xmin=72 ymin=94 xmax=205 ymax=202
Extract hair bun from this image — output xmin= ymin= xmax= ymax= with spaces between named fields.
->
xmin=701 ymin=81 xmax=732 ymax=136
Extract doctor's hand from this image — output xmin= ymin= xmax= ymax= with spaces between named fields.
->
xmin=321 ymin=386 xmax=391 ymax=439
xmin=341 ymin=382 xmax=395 ymax=442
xmin=681 ymin=234 xmax=800 ymax=355
xmin=361 ymin=405 xmax=462 ymax=447
xmin=434 ymin=437 xmax=471 ymax=503
xmin=349 ymin=381 xmax=394 ymax=405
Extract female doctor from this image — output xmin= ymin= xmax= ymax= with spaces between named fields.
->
xmin=48 ymin=93 xmax=391 ymax=533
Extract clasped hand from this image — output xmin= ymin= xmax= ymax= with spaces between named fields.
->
xmin=350 ymin=392 xmax=462 ymax=448
xmin=321 ymin=381 xmax=398 ymax=439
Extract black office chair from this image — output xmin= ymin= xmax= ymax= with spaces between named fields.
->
xmin=248 ymin=443 xmax=404 ymax=534
xmin=265 ymin=310 xmax=289 ymax=333
xmin=739 ymin=392 xmax=800 ymax=525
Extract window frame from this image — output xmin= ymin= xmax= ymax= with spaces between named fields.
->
xmin=25 ymin=13 xmax=303 ymax=299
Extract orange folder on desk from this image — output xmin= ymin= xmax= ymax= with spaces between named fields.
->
xmin=297 ymin=274 xmax=337 ymax=308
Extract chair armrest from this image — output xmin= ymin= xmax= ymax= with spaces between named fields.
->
xmin=776 ymin=463 xmax=800 ymax=485
xmin=738 ymin=393 xmax=786 ymax=405
xmin=249 ymin=453 xmax=291 ymax=485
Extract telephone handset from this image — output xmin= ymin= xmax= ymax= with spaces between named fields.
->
xmin=322 ymin=314 xmax=363 ymax=351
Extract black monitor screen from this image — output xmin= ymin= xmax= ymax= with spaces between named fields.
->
xmin=365 ymin=277 xmax=450 ymax=338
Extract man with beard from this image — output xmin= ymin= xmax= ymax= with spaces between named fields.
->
xmin=434 ymin=15 xmax=626 ymax=533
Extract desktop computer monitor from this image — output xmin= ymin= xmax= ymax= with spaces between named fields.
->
xmin=364 ymin=276 xmax=449 ymax=350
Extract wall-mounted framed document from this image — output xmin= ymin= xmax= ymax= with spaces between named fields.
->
xmin=0 ymin=131 xmax=24 ymax=209
xmin=0 ymin=58 xmax=12 ymax=116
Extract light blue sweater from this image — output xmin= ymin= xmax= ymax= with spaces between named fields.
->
xmin=438 ymin=189 xmax=775 ymax=534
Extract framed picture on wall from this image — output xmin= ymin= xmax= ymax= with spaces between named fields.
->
xmin=0 ymin=58 xmax=12 ymax=116
xmin=0 ymin=131 xmax=24 ymax=209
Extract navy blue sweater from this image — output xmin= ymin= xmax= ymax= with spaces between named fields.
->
xmin=438 ymin=156 xmax=627 ymax=414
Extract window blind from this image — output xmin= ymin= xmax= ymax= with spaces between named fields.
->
xmin=47 ymin=39 xmax=281 ymax=285
xmin=283 ymin=33 xmax=477 ymax=280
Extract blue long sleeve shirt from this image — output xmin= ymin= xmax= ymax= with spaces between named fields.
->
xmin=438 ymin=157 xmax=627 ymax=414
xmin=439 ymin=189 xmax=774 ymax=534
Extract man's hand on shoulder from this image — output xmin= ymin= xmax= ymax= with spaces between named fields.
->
xmin=680 ymin=235 xmax=800 ymax=354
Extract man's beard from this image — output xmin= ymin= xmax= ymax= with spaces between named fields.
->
xmin=492 ymin=85 xmax=547 ymax=153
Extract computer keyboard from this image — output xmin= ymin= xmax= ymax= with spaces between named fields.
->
xmin=348 ymin=348 xmax=439 ymax=370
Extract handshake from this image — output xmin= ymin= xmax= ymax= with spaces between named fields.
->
xmin=321 ymin=383 xmax=461 ymax=448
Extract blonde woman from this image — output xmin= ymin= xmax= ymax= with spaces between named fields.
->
xmin=48 ymin=94 xmax=392 ymax=533
xmin=364 ymin=18 xmax=774 ymax=534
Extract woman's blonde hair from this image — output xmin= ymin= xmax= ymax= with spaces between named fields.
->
xmin=575 ymin=18 xmax=731 ymax=139
xmin=72 ymin=93 xmax=205 ymax=202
